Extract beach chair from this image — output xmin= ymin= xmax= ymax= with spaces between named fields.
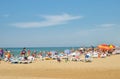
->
xmin=10 ymin=57 xmax=19 ymax=64
xmin=70 ymin=55 xmax=80 ymax=62
xmin=115 ymin=50 xmax=120 ymax=54
xmin=92 ymin=52 xmax=98 ymax=58
xmin=16 ymin=56 xmax=32 ymax=64
xmin=28 ymin=56 xmax=34 ymax=62
xmin=11 ymin=59 xmax=19 ymax=64
xmin=19 ymin=60 xmax=32 ymax=64
xmin=4 ymin=57 xmax=9 ymax=62
xmin=100 ymin=53 xmax=107 ymax=58
xmin=85 ymin=54 xmax=92 ymax=62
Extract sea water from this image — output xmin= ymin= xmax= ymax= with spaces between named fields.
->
xmin=3 ymin=47 xmax=80 ymax=57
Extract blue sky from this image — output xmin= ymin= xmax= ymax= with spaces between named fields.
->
xmin=0 ymin=0 xmax=120 ymax=47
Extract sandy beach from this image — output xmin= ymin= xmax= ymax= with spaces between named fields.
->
xmin=0 ymin=55 xmax=120 ymax=79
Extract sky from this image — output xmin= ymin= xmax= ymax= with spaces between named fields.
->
xmin=0 ymin=0 xmax=120 ymax=47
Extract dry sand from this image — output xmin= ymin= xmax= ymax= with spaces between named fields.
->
xmin=0 ymin=55 xmax=120 ymax=79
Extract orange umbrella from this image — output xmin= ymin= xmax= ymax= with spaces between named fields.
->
xmin=101 ymin=44 xmax=108 ymax=46
xmin=98 ymin=44 xmax=110 ymax=50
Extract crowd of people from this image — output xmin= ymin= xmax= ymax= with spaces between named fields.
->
xmin=0 ymin=45 xmax=120 ymax=64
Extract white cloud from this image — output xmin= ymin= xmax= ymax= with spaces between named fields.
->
xmin=74 ymin=24 xmax=119 ymax=46
xmin=11 ymin=13 xmax=82 ymax=28
xmin=76 ymin=23 xmax=118 ymax=37
xmin=97 ymin=23 xmax=116 ymax=28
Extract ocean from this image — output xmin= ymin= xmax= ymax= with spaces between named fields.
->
xmin=3 ymin=47 xmax=80 ymax=57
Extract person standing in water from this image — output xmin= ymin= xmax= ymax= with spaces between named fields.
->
xmin=27 ymin=49 xmax=31 ymax=56
xmin=21 ymin=48 xmax=27 ymax=57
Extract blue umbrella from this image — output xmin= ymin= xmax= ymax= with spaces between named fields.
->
xmin=50 ymin=51 xmax=57 ymax=55
xmin=64 ymin=49 xmax=71 ymax=55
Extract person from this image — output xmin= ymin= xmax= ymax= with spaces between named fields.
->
xmin=0 ymin=48 xmax=4 ymax=59
xmin=0 ymin=48 xmax=2 ymax=58
xmin=4 ymin=50 xmax=11 ymax=62
xmin=7 ymin=51 xmax=11 ymax=59
xmin=47 ymin=52 xmax=52 ymax=58
xmin=32 ymin=50 xmax=37 ymax=58
xmin=91 ymin=45 xmax=94 ymax=52
xmin=84 ymin=50 xmax=92 ymax=62
xmin=38 ymin=52 xmax=43 ymax=61
xmin=20 ymin=48 xmax=27 ymax=56
xmin=0 ymin=48 xmax=3 ymax=63
xmin=0 ymin=58 xmax=1 ymax=63
xmin=92 ymin=49 xmax=98 ymax=58
xmin=27 ymin=49 xmax=31 ymax=56
xmin=57 ymin=56 xmax=61 ymax=62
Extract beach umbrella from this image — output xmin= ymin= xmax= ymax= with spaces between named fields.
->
xmin=64 ymin=49 xmax=71 ymax=55
xmin=98 ymin=44 xmax=110 ymax=50
xmin=109 ymin=44 xmax=115 ymax=49
xmin=50 ymin=51 xmax=57 ymax=55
